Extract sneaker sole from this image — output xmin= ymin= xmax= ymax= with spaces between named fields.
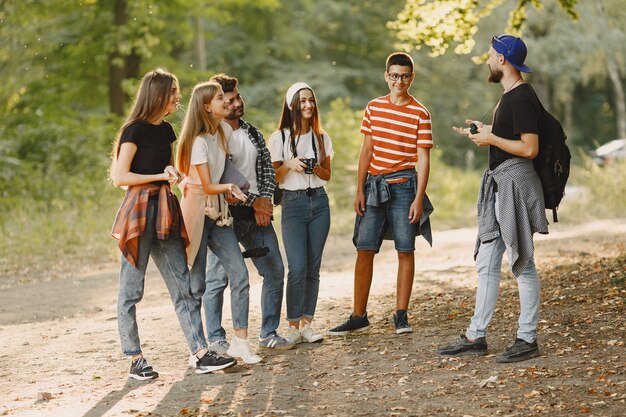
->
xmin=327 ymin=325 xmax=370 ymax=336
xmin=195 ymin=360 xmax=237 ymax=374
xmin=495 ymin=350 xmax=539 ymax=363
xmin=436 ymin=350 xmax=488 ymax=357
xmin=302 ymin=335 xmax=324 ymax=343
xmin=129 ymin=373 xmax=158 ymax=381
xmin=395 ymin=327 xmax=413 ymax=335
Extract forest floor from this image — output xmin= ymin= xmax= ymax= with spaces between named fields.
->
xmin=0 ymin=219 xmax=625 ymax=417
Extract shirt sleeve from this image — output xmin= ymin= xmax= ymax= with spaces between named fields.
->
xmin=417 ymin=109 xmax=434 ymax=149
xmin=165 ymin=122 xmax=177 ymax=144
xmin=513 ymin=98 xmax=541 ymax=136
xmin=190 ymin=136 xmax=208 ymax=165
xmin=322 ymin=132 xmax=334 ymax=160
xmin=120 ymin=123 xmax=141 ymax=146
xmin=268 ymin=131 xmax=284 ymax=162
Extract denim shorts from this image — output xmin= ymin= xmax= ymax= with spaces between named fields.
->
xmin=354 ymin=177 xmax=418 ymax=252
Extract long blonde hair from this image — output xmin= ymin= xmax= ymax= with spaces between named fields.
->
xmin=176 ymin=81 xmax=227 ymax=175
xmin=109 ymin=68 xmax=178 ymax=181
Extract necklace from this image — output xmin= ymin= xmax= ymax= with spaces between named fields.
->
xmin=473 ymin=76 xmax=525 ymax=126
xmin=504 ymin=76 xmax=523 ymax=94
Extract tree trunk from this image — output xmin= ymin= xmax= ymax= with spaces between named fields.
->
xmin=108 ymin=0 xmax=142 ymax=116
xmin=195 ymin=16 xmax=207 ymax=72
xmin=594 ymin=0 xmax=626 ymax=138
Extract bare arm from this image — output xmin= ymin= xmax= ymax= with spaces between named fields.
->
xmin=195 ymin=162 xmax=245 ymax=200
xmin=409 ymin=147 xmax=430 ymax=224
xmin=114 ymin=142 xmax=173 ymax=187
xmin=454 ymin=121 xmax=538 ymax=159
xmin=312 ymin=155 xmax=331 ymax=181
xmin=354 ymin=134 xmax=373 ymax=216
xmin=273 ymin=157 xmax=306 ymax=184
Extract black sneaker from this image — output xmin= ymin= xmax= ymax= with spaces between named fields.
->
xmin=195 ymin=351 xmax=237 ymax=374
xmin=496 ymin=338 xmax=539 ymax=363
xmin=327 ymin=313 xmax=370 ymax=336
xmin=393 ymin=310 xmax=413 ymax=334
xmin=129 ymin=357 xmax=159 ymax=381
xmin=436 ymin=335 xmax=488 ymax=357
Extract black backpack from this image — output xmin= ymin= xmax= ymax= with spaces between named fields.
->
xmin=530 ymin=85 xmax=571 ymax=223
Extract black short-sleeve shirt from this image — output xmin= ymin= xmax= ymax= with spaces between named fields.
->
xmin=489 ymin=84 xmax=541 ymax=170
xmin=120 ymin=121 xmax=176 ymax=183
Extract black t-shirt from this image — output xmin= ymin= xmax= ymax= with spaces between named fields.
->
xmin=489 ymin=83 xmax=541 ymax=170
xmin=120 ymin=121 xmax=176 ymax=184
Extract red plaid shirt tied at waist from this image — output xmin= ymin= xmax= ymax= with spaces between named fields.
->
xmin=111 ymin=184 xmax=189 ymax=267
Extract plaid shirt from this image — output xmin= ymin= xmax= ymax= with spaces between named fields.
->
xmin=111 ymin=184 xmax=189 ymax=267
xmin=238 ymin=119 xmax=276 ymax=206
xmin=474 ymin=157 xmax=548 ymax=276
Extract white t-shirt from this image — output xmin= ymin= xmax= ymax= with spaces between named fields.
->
xmin=186 ymin=122 xmax=232 ymax=185
xmin=268 ymin=128 xmax=334 ymax=191
xmin=229 ymin=127 xmax=259 ymax=195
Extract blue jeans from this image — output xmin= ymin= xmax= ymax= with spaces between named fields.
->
xmin=190 ymin=217 xmax=250 ymax=342
xmin=207 ymin=218 xmax=284 ymax=339
xmin=281 ymin=188 xmax=330 ymax=322
xmin=466 ymin=193 xmax=540 ymax=343
xmin=117 ymin=198 xmax=207 ymax=356
xmin=355 ymin=176 xmax=418 ymax=252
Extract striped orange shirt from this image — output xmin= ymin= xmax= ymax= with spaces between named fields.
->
xmin=360 ymin=94 xmax=433 ymax=176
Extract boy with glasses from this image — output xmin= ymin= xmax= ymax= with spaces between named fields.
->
xmin=328 ymin=52 xmax=434 ymax=336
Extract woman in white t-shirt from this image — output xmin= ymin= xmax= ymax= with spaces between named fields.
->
xmin=177 ymin=81 xmax=261 ymax=364
xmin=269 ymin=82 xmax=334 ymax=345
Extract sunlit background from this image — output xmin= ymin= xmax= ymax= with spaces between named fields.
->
xmin=1 ymin=0 xmax=624 ymax=279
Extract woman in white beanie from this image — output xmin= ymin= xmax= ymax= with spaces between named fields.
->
xmin=268 ymin=82 xmax=334 ymax=345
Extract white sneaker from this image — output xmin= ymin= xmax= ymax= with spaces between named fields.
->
xmin=188 ymin=354 xmax=197 ymax=368
xmin=283 ymin=326 xmax=302 ymax=345
xmin=300 ymin=323 xmax=324 ymax=343
xmin=226 ymin=336 xmax=262 ymax=364
xmin=208 ymin=339 xmax=230 ymax=355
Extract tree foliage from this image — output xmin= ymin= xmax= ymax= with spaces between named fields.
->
xmin=389 ymin=0 xmax=579 ymax=56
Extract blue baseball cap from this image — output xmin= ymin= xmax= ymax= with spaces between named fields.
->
xmin=491 ymin=34 xmax=532 ymax=73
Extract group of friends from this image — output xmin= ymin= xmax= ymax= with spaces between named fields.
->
xmin=110 ymin=34 xmax=549 ymax=381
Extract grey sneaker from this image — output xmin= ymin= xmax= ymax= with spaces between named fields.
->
xmin=393 ymin=310 xmax=413 ymax=334
xmin=129 ymin=357 xmax=158 ymax=381
xmin=436 ymin=335 xmax=488 ymax=357
xmin=496 ymin=338 xmax=539 ymax=363
xmin=328 ymin=313 xmax=370 ymax=336
xmin=208 ymin=339 xmax=230 ymax=355
xmin=259 ymin=333 xmax=296 ymax=350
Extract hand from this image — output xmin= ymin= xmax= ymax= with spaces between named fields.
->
xmin=354 ymin=190 xmax=366 ymax=217
xmin=408 ymin=200 xmax=423 ymax=225
xmin=284 ymin=157 xmax=306 ymax=173
xmin=252 ymin=197 xmax=273 ymax=216
xmin=224 ymin=195 xmax=239 ymax=204
xmin=226 ymin=184 xmax=247 ymax=201
xmin=452 ymin=120 xmax=491 ymax=137
xmin=163 ymin=165 xmax=182 ymax=184
xmin=255 ymin=212 xmax=271 ymax=227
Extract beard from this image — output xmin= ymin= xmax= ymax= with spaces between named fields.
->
xmin=225 ymin=104 xmax=244 ymax=120
xmin=488 ymin=66 xmax=503 ymax=84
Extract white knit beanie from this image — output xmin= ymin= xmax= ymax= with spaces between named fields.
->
xmin=285 ymin=82 xmax=312 ymax=110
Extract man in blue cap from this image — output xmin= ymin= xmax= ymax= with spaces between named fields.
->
xmin=437 ymin=35 xmax=549 ymax=362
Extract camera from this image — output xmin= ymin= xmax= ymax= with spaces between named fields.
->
xmin=469 ymin=123 xmax=478 ymax=135
xmin=302 ymin=158 xmax=316 ymax=174
xmin=242 ymin=247 xmax=270 ymax=258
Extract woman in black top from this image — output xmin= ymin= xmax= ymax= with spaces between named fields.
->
xmin=110 ymin=69 xmax=236 ymax=380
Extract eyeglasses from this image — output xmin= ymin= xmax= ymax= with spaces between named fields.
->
xmin=491 ymin=35 xmax=511 ymax=55
xmin=387 ymin=72 xmax=412 ymax=82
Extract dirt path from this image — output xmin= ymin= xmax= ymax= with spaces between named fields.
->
xmin=0 ymin=220 xmax=625 ymax=417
